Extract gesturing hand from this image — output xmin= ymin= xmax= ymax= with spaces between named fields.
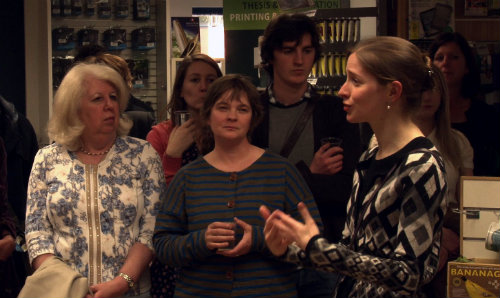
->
xmin=259 ymin=206 xmax=290 ymax=257
xmin=260 ymin=202 xmax=320 ymax=254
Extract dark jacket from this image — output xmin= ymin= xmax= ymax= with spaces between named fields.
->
xmin=452 ymin=99 xmax=500 ymax=176
xmin=125 ymin=95 xmax=156 ymax=140
xmin=0 ymin=95 xmax=38 ymax=298
xmin=252 ymin=90 xmax=361 ymax=242
xmin=0 ymin=96 xmax=38 ymax=232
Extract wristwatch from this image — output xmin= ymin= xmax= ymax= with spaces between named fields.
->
xmin=118 ymin=272 xmax=135 ymax=289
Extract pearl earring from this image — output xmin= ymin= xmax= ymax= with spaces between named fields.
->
xmin=386 ymin=104 xmax=391 ymax=110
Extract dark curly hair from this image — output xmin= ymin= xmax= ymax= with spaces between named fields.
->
xmin=260 ymin=13 xmax=321 ymax=78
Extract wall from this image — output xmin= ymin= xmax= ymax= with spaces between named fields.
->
xmin=25 ymin=0 xmax=51 ymax=146
xmin=0 ymin=1 xmax=26 ymax=115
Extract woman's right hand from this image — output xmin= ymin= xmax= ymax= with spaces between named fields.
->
xmin=165 ymin=119 xmax=196 ymax=158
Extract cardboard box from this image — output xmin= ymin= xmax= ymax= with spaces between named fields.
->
xmin=447 ymin=261 xmax=500 ymax=298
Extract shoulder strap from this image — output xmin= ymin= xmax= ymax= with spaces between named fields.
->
xmin=279 ymin=97 xmax=318 ymax=158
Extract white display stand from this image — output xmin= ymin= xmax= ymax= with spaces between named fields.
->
xmin=460 ymin=176 xmax=500 ymax=262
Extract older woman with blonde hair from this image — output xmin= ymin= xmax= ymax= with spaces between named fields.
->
xmin=26 ymin=63 xmax=164 ymax=298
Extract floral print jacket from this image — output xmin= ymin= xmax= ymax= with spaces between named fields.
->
xmin=25 ymin=137 xmax=164 ymax=290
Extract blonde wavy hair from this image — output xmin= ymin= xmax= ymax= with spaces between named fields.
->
xmin=47 ymin=63 xmax=132 ymax=151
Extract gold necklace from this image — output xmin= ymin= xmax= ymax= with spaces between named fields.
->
xmin=80 ymin=147 xmax=111 ymax=156
xmin=80 ymin=142 xmax=114 ymax=156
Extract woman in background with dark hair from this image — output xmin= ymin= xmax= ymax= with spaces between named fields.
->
xmin=429 ymin=32 xmax=500 ymax=176
xmin=146 ymin=54 xmax=222 ymax=298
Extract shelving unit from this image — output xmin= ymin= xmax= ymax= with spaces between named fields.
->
xmin=50 ymin=0 xmax=164 ymax=117
xmin=310 ymin=6 xmax=383 ymax=93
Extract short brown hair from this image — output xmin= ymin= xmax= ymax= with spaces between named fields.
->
xmin=197 ymin=74 xmax=263 ymax=153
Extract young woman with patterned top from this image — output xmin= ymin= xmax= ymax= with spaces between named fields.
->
xmin=260 ymin=36 xmax=448 ymax=298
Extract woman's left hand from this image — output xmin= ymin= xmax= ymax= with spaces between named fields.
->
xmin=261 ymin=202 xmax=320 ymax=251
xmin=86 ymin=277 xmax=129 ymax=298
xmin=217 ymin=217 xmax=252 ymax=258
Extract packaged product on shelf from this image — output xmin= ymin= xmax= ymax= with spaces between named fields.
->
xmin=116 ymin=0 xmax=129 ymax=18
xmin=85 ymin=0 xmax=96 ymax=16
xmin=52 ymin=27 xmax=75 ymax=51
xmin=354 ymin=19 xmax=361 ymax=42
xmin=134 ymin=0 xmax=151 ymax=20
xmin=348 ymin=19 xmax=355 ymax=42
xmin=103 ymin=28 xmax=127 ymax=51
xmin=342 ymin=19 xmax=348 ymax=43
xmin=97 ymin=0 xmax=111 ymax=19
xmin=334 ymin=54 xmax=341 ymax=77
xmin=310 ymin=61 xmax=318 ymax=78
xmin=335 ymin=19 xmax=341 ymax=43
xmin=71 ymin=0 xmax=82 ymax=16
xmin=319 ymin=54 xmax=327 ymax=78
xmin=328 ymin=20 xmax=334 ymax=44
xmin=51 ymin=0 xmax=61 ymax=17
xmin=77 ymin=28 xmax=99 ymax=47
xmin=316 ymin=20 xmax=326 ymax=44
xmin=132 ymin=27 xmax=156 ymax=50
xmin=327 ymin=53 xmax=334 ymax=77
xmin=341 ymin=55 xmax=347 ymax=76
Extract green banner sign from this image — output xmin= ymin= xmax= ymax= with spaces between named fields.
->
xmin=223 ymin=0 xmax=340 ymax=30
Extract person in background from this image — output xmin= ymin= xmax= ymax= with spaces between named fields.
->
xmin=147 ymin=54 xmax=223 ymax=184
xmin=0 ymin=137 xmax=18 ymax=298
xmin=75 ymin=45 xmax=156 ymax=140
xmin=260 ymin=36 xmax=447 ymax=298
xmin=416 ymin=64 xmax=474 ymax=297
xmin=253 ymin=13 xmax=361 ymax=297
xmin=146 ymin=53 xmax=222 ymax=298
xmin=0 ymin=94 xmax=38 ymax=297
xmin=154 ymin=74 xmax=322 ymax=297
xmin=429 ymin=32 xmax=500 ymax=176
xmin=25 ymin=63 xmax=164 ymax=298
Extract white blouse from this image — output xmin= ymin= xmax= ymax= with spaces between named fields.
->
xmin=26 ymin=137 xmax=165 ymax=292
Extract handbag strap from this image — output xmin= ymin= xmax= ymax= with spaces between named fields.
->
xmin=279 ymin=97 xmax=317 ymax=158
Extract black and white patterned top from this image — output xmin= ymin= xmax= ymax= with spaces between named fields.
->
xmin=285 ymin=137 xmax=447 ymax=298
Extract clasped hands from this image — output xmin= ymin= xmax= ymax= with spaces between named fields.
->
xmin=205 ymin=217 xmax=252 ymax=257
xmin=259 ymin=202 xmax=319 ymax=257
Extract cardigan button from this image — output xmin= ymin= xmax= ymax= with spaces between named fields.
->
xmin=227 ymin=201 xmax=235 ymax=208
